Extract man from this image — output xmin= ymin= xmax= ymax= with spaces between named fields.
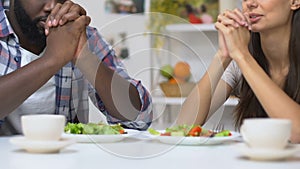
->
xmin=0 ymin=0 xmax=152 ymax=135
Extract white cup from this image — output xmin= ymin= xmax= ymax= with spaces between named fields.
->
xmin=241 ymin=118 xmax=291 ymax=149
xmin=21 ymin=114 xmax=66 ymax=141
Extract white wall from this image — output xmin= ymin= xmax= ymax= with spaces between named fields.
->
xmin=219 ymin=0 xmax=241 ymax=13
xmin=73 ymin=0 xmax=151 ymax=90
xmin=73 ymin=0 xmax=151 ymax=122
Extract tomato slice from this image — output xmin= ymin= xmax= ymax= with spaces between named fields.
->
xmin=160 ymin=132 xmax=171 ymax=136
xmin=188 ymin=126 xmax=202 ymax=136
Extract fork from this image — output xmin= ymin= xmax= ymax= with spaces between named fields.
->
xmin=214 ymin=123 xmax=224 ymax=133
xmin=210 ymin=123 xmax=224 ymax=137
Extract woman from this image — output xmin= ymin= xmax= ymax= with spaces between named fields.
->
xmin=177 ymin=0 xmax=300 ymax=143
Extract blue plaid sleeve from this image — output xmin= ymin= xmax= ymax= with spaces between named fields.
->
xmin=86 ymin=27 xmax=153 ymax=130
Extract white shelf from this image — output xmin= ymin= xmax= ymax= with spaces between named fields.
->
xmin=165 ymin=23 xmax=216 ymax=32
xmin=152 ymin=97 xmax=185 ymax=105
xmin=153 ymin=96 xmax=238 ymax=106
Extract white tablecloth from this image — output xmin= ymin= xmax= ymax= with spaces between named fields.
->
xmin=1 ymin=136 xmax=300 ymax=169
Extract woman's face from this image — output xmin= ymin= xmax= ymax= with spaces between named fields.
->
xmin=241 ymin=0 xmax=294 ymax=32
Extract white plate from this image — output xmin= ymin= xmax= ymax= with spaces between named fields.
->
xmin=236 ymin=143 xmax=300 ymax=161
xmin=10 ymin=136 xmax=75 ymax=153
xmin=62 ymin=129 xmax=138 ymax=143
xmin=153 ymin=131 xmax=240 ymax=145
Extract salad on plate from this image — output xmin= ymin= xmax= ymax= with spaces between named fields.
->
xmin=64 ymin=122 xmax=126 ymax=135
xmin=147 ymin=124 xmax=239 ymax=145
xmin=62 ymin=122 xmax=128 ymax=143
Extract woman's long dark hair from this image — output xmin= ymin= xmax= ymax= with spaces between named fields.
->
xmin=234 ymin=9 xmax=300 ymax=129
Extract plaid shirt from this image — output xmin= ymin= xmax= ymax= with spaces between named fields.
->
xmin=0 ymin=5 xmax=152 ymax=130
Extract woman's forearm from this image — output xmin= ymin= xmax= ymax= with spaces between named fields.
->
xmin=176 ymin=52 xmax=232 ymax=125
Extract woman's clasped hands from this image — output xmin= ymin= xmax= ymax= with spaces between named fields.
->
xmin=215 ymin=9 xmax=252 ymax=61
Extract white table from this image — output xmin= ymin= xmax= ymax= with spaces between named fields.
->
xmin=1 ymin=136 xmax=300 ymax=169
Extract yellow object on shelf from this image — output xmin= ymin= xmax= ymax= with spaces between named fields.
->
xmin=160 ymin=82 xmax=195 ymax=97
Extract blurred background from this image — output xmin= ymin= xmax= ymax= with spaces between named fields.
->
xmin=73 ymin=0 xmax=241 ymax=130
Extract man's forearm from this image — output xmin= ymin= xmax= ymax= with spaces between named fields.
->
xmin=75 ymin=48 xmax=141 ymax=121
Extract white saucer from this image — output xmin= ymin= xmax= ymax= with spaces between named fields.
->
xmin=10 ymin=136 xmax=75 ymax=153
xmin=236 ymin=143 xmax=300 ymax=161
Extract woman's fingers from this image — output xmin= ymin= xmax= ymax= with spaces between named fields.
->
xmin=217 ymin=8 xmax=251 ymax=30
xmin=218 ymin=9 xmax=243 ymax=25
xmin=232 ymin=8 xmax=249 ymax=27
xmin=218 ymin=14 xmax=240 ymax=28
xmin=243 ymin=13 xmax=252 ymax=30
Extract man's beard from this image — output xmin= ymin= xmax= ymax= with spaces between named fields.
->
xmin=14 ymin=0 xmax=47 ymax=49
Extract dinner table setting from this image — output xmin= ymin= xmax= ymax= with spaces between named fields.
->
xmin=1 ymin=114 xmax=300 ymax=169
